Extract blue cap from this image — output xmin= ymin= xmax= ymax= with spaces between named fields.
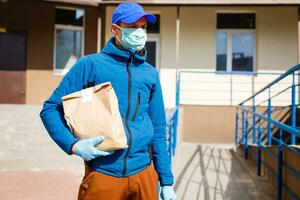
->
xmin=112 ymin=2 xmax=156 ymax=24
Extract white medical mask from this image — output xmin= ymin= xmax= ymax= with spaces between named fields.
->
xmin=113 ymin=24 xmax=147 ymax=51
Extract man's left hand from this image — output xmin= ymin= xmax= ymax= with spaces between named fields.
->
xmin=161 ymin=186 xmax=176 ymax=200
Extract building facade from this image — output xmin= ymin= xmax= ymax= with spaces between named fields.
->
xmin=0 ymin=0 xmax=299 ymax=107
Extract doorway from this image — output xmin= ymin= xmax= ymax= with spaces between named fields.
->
xmin=0 ymin=30 xmax=26 ymax=104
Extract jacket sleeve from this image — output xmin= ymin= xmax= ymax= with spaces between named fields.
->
xmin=148 ymin=70 xmax=174 ymax=186
xmin=40 ymin=57 xmax=93 ymax=155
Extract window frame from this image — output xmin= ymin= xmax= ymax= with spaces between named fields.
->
xmin=144 ymin=10 xmax=161 ymax=72
xmin=147 ymin=33 xmax=161 ymax=70
xmin=53 ymin=6 xmax=85 ymax=76
xmin=215 ymin=12 xmax=257 ymax=73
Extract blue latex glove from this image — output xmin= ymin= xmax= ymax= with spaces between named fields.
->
xmin=73 ymin=136 xmax=114 ymax=161
xmin=161 ymin=186 xmax=176 ymax=200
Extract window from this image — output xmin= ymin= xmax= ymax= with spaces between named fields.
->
xmin=216 ymin=13 xmax=255 ymax=72
xmin=146 ymin=14 xmax=160 ymax=34
xmin=54 ymin=8 xmax=84 ymax=75
xmin=145 ymin=14 xmax=160 ymax=68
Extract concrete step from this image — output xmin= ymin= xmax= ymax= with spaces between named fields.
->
xmin=0 ymin=104 xmax=83 ymax=173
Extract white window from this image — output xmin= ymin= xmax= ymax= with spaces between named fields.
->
xmin=216 ymin=13 xmax=256 ymax=72
xmin=54 ymin=7 xmax=85 ymax=75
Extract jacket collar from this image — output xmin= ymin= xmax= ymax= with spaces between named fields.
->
xmin=101 ymin=37 xmax=147 ymax=62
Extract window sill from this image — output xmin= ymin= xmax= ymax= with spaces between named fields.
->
xmin=215 ymin=70 xmax=257 ymax=75
xmin=53 ymin=69 xmax=69 ymax=76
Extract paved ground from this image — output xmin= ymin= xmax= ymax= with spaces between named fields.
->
xmin=172 ymin=143 xmax=275 ymax=200
xmin=0 ymin=169 xmax=82 ymax=200
xmin=0 ymin=105 xmax=275 ymax=199
xmin=0 ymin=143 xmax=276 ymax=200
xmin=0 ymin=104 xmax=84 ymax=200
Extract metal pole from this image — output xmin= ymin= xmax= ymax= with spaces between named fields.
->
xmin=257 ymin=127 xmax=262 ymax=176
xmin=253 ymin=97 xmax=257 ymax=144
xmin=172 ymin=110 xmax=178 ymax=155
xmin=291 ymin=72 xmax=296 ymax=144
xmin=168 ymin=124 xmax=172 ymax=158
xmin=235 ymin=109 xmax=239 ymax=145
xmin=267 ymin=87 xmax=272 ymax=145
xmin=277 ymin=129 xmax=283 ymax=200
xmin=245 ymin=112 xmax=249 ymax=160
xmin=242 ymin=110 xmax=245 ymax=144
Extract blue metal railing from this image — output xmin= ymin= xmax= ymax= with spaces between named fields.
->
xmin=166 ymin=106 xmax=179 ymax=162
xmin=236 ymin=64 xmax=300 ymax=200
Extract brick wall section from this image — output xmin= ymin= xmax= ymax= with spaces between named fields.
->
xmin=0 ymin=104 xmax=83 ymax=172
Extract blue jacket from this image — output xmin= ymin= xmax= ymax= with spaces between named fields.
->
xmin=40 ymin=37 xmax=174 ymax=186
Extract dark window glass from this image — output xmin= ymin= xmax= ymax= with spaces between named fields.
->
xmin=217 ymin=13 xmax=255 ymax=29
xmin=231 ymin=32 xmax=254 ymax=71
xmin=55 ymin=29 xmax=82 ymax=70
xmin=147 ymin=14 xmax=160 ymax=33
xmin=55 ymin=8 xmax=84 ymax=26
xmin=0 ymin=31 xmax=26 ymax=71
xmin=145 ymin=41 xmax=156 ymax=67
xmin=216 ymin=32 xmax=227 ymax=71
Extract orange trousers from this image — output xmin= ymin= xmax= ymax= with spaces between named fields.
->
xmin=77 ymin=164 xmax=159 ymax=200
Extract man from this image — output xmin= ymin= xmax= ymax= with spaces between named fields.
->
xmin=40 ymin=2 xmax=176 ymax=200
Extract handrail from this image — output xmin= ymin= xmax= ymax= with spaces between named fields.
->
xmin=239 ymin=106 xmax=300 ymax=138
xmin=236 ymin=64 xmax=300 ymax=200
xmin=166 ymin=106 xmax=179 ymax=162
xmin=239 ymin=64 xmax=300 ymax=105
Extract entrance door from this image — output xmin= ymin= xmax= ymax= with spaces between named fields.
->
xmin=145 ymin=34 xmax=160 ymax=69
xmin=0 ymin=30 xmax=26 ymax=104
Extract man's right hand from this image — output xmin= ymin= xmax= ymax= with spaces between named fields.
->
xmin=72 ymin=136 xmax=114 ymax=161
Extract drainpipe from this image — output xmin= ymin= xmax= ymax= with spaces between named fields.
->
xmin=298 ymin=6 xmax=300 ymax=64
xmin=175 ymin=5 xmax=180 ymax=107
xmin=98 ymin=4 xmax=106 ymax=50
xmin=296 ymin=6 xmax=300 ymax=104
xmin=176 ymin=5 xmax=180 ymax=74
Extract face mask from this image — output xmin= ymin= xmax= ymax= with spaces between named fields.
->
xmin=114 ymin=24 xmax=147 ymax=51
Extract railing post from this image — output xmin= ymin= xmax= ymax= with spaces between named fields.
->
xmin=277 ymin=129 xmax=283 ymax=200
xmin=253 ymin=97 xmax=257 ymax=144
xmin=172 ymin=72 xmax=180 ymax=156
xmin=172 ymin=109 xmax=178 ymax=155
xmin=242 ymin=110 xmax=245 ymax=144
xmin=257 ymin=126 xmax=262 ymax=176
xmin=245 ymin=112 xmax=249 ymax=160
xmin=291 ymin=72 xmax=296 ymax=145
xmin=235 ymin=108 xmax=239 ymax=145
xmin=168 ymin=124 xmax=172 ymax=162
xmin=176 ymin=72 xmax=181 ymax=107
xmin=268 ymin=87 xmax=272 ymax=145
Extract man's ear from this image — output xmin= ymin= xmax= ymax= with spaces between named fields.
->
xmin=111 ymin=24 xmax=117 ymax=34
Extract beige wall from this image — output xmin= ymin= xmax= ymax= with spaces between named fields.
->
xmin=179 ymin=6 xmax=298 ymax=70
xmin=179 ymin=7 xmax=216 ymax=69
xmin=180 ymin=105 xmax=236 ymax=144
xmin=257 ymin=7 xmax=298 ymax=70
xmin=26 ymin=70 xmax=63 ymax=105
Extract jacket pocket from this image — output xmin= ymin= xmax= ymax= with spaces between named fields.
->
xmin=131 ymin=92 xmax=140 ymax=121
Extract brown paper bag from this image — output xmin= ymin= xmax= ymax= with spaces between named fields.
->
xmin=62 ymin=81 xmax=128 ymax=151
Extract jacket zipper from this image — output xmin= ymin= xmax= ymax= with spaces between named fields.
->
xmin=131 ymin=92 xmax=140 ymax=121
xmin=122 ymin=54 xmax=133 ymax=176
